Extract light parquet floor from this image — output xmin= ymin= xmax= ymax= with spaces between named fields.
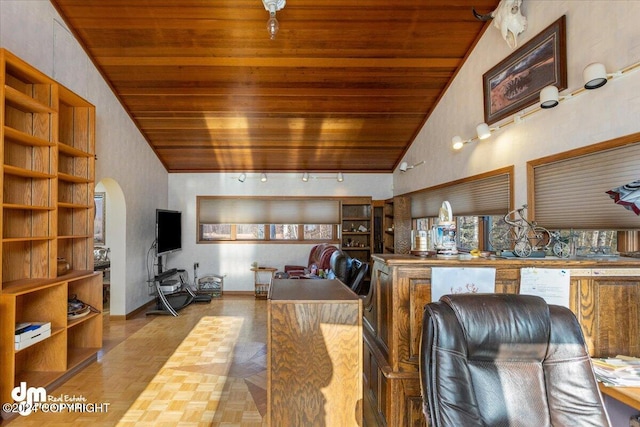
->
xmin=3 ymin=295 xmax=268 ymax=427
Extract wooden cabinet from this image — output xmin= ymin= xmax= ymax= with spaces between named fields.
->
xmin=267 ymin=279 xmax=362 ymax=426
xmin=341 ymin=197 xmax=373 ymax=263
xmin=363 ymin=254 xmax=640 ymax=426
xmin=0 ymin=48 xmax=99 ymax=416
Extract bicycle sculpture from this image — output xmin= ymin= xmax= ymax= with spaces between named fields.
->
xmin=489 ymin=204 xmax=569 ymax=258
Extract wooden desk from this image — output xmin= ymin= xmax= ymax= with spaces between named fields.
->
xmin=364 ymin=254 xmax=640 ymax=427
xmin=599 ymin=383 xmax=640 ymax=411
xmin=267 ymin=279 xmax=362 ymax=427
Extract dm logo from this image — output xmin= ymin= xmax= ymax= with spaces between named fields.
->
xmin=11 ymin=382 xmax=46 ymax=415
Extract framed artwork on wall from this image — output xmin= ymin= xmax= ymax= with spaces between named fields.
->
xmin=483 ymin=15 xmax=567 ymax=125
xmin=94 ymin=192 xmax=106 ymax=245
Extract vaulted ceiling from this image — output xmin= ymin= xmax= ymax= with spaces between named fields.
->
xmin=50 ymin=0 xmax=498 ymax=173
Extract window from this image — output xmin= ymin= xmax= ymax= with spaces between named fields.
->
xmin=270 ymin=225 xmax=299 ymax=240
xmin=237 ymin=224 xmax=265 ymax=240
xmin=197 ymin=197 xmax=340 ymax=243
xmin=529 ymin=133 xmax=640 ymax=230
xmin=457 ymin=216 xmax=479 ymax=250
xmin=409 ymin=168 xmax=513 ymax=251
xmin=200 ymin=224 xmax=231 ymax=240
xmin=304 ymin=224 xmax=334 ymax=240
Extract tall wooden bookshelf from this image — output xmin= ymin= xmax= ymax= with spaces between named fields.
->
xmin=0 ymin=49 xmax=100 ymax=416
xmin=341 ymin=197 xmax=373 ymax=264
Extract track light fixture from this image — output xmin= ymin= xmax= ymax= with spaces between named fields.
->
xmin=452 ymin=136 xmax=470 ymax=150
xmin=399 ymin=160 xmax=425 ymax=172
xmin=337 ymin=172 xmax=344 ymax=182
xmin=539 ymin=85 xmax=560 ymax=108
xmin=262 ymin=0 xmax=285 ymax=39
xmin=261 ymin=173 xmax=267 ymax=182
xmin=476 ymin=123 xmax=491 ymax=140
xmin=302 ymin=172 xmax=309 ymax=182
xmin=452 ymin=59 xmax=640 ymax=150
xmin=583 ymin=62 xmax=610 ymax=89
xmin=238 ymin=173 xmax=246 ymax=182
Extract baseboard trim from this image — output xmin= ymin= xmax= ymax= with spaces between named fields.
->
xmin=107 ymin=298 xmax=156 ymax=320
xmin=110 ymin=293 xmax=258 ymax=320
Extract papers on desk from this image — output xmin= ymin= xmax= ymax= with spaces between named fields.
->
xmin=592 ymin=355 xmax=640 ymax=386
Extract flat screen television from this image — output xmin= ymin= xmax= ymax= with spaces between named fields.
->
xmin=156 ymin=209 xmax=182 ymax=256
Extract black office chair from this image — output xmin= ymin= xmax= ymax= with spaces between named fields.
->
xmin=420 ymin=293 xmax=610 ymax=427
xmin=347 ymin=259 xmax=368 ymax=295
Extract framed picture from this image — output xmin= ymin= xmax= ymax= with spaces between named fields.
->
xmin=483 ymin=15 xmax=567 ymax=125
xmin=94 ymin=192 xmax=106 ymax=245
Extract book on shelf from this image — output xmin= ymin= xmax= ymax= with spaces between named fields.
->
xmin=592 ymin=355 xmax=640 ymax=387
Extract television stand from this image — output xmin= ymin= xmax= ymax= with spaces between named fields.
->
xmin=147 ymin=270 xmax=194 ymax=316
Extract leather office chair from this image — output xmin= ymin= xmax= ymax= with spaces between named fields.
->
xmin=330 ymin=249 xmax=352 ymax=284
xmin=347 ymin=258 xmax=368 ymax=295
xmin=420 ymin=293 xmax=610 ymax=427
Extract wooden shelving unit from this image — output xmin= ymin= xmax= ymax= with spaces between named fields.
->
xmin=341 ymin=197 xmax=373 ymax=264
xmin=0 ymin=48 xmax=100 ymax=416
xmin=383 ymin=198 xmax=395 ymax=253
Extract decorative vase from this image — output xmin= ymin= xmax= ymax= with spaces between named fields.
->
xmin=57 ymin=258 xmax=70 ymax=276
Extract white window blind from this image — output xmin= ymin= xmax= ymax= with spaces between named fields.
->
xmin=198 ymin=197 xmax=340 ymax=224
xmin=410 ymin=172 xmax=511 ymax=218
xmin=532 ymin=141 xmax=640 ymax=229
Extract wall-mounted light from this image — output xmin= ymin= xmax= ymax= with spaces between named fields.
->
xmin=452 ymin=59 xmax=640 ymax=151
xmin=302 ymin=172 xmax=309 ymax=182
xmin=539 ymin=85 xmax=560 ymax=108
xmin=452 ymin=136 xmax=470 ymax=150
xmin=476 ymin=123 xmax=492 ymax=140
xmin=262 ymin=0 xmax=286 ymax=40
xmin=238 ymin=173 xmax=247 ymax=182
xmin=261 ymin=173 xmax=267 ymax=182
xmin=583 ymin=62 xmax=609 ymax=89
xmin=539 ymin=85 xmax=573 ymax=109
xmin=337 ymin=172 xmax=344 ymax=182
xmin=399 ymin=160 xmax=425 ymax=172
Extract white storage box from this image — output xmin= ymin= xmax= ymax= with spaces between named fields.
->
xmin=15 ymin=322 xmax=52 ymax=350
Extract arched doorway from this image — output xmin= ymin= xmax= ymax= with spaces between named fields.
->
xmin=95 ymin=178 xmax=126 ymax=316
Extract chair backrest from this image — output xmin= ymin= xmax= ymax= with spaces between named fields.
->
xmin=330 ymin=250 xmax=352 ymax=284
xmin=347 ymin=258 xmax=368 ymax=294
xmin=420 ymin=293 xmax=610 ymax=427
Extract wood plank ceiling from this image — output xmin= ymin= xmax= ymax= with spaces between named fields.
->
xmin=50 ymin=0 xmax=498 ymax=173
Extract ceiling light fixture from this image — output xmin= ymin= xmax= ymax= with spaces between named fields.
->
xmin=302 ymin=172 xmax=309 ymax=182
xmin=238 ymin=173 xmax=246 ymax=182
xmin=262 ymin=0 xmax=286 ymax=40
xmin=261 ymin=173 xmax=267 ymax=182
xmin=337 ymin=172 xmax=344 ymax=182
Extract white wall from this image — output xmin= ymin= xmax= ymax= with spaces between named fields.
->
xmin=168 ymin=172 xmax=392 ymax=292
xmin=0 ymin=1 xmax=169 ymax=315
xmin=395 ymin=1 xmax=640 ymax=207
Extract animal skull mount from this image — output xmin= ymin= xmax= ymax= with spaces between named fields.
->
xmin=473 ymin=0 xmax=527 ymax=49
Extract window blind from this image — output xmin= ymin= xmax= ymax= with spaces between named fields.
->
xmin=198 ymin=197 xmax=340 ymax=224
xmin=410 ymin=172 xmax=511 ymax=218
xmin=532 ymin=141 xmax=640 ymax=229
